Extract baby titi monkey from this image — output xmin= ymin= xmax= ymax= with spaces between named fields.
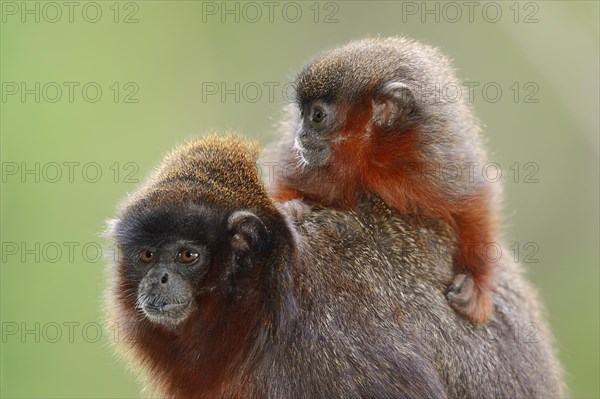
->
xmin=271 ymin=37 xmax=501 ymax=324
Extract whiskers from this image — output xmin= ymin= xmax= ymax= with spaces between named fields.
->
xmin=292 ymin=138 xmax=309 ymax=171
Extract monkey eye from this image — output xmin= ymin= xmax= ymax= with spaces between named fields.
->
xmin=139 ymin=250 xmax=154 ymax=264
xmin=311 ymin=108 xmax=326 ymax=123
xmin=175 ymin=249 xmax=199 ymax=264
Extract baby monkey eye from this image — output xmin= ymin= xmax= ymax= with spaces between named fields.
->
xmin=139 ymin=250 xmax=154 ymax=263
xmin=311 ymin=108 xmax=326 ymax=123
xmin=175 ymin=249 xmax=199 ymax=264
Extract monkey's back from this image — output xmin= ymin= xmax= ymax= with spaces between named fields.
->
xmin=268 ymin=199 xmax=566 ymax=398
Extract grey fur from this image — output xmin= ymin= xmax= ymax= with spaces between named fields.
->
xmin=261 ymin=197 xmax=566 ymax=398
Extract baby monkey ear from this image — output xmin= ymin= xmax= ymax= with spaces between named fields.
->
xmin=227 ymin=211 xmax=269 ymax=255
xmin=372 ymin=82 xmax=415 ymax=130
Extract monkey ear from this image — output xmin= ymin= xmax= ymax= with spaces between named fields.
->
xmin=372 ymin=82 xmax=415 ymax=130
xmin=227 ymin=211 xmax=269 ymax=255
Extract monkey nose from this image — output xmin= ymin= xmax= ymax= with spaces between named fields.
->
xmin=160 ymin=273 xmax=169 ymax=285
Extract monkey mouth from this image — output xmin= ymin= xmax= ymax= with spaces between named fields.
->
xmin=295 ymin=141 xmax=331 ymax=167
xmin=139 ymin=296 xmax=193 ymax=326
xmin=144 ymin=300 xmax=189 ymax=312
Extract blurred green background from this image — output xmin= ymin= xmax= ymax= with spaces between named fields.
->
xmin=1 ymin=1 xmax=598 ymax=398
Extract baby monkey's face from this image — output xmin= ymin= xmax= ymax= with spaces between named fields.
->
xmin=295 ymin=100 xmax=339 ymax=167
xmin=294 ymin=82 xmax=415 ymax=169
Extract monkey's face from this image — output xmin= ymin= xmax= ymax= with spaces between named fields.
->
xmin=294 ymin=100 xmax=339 ymax=167
xmin=134 ymin=240 xmax=205 ymax=328
xmin=111 ymin=203 xmax=219 ymax=330
xmin=294 ymin=82 xmax=415 ymax=168
xmin=110 ymin=201 xmax=273 ymax=331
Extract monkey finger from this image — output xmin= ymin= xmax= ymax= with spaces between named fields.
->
xmin=447 ymin=273 xmax=474 ymax=306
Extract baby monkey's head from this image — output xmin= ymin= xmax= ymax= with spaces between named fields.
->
xmin=293 ymin=37 xmax=457 ymax=168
